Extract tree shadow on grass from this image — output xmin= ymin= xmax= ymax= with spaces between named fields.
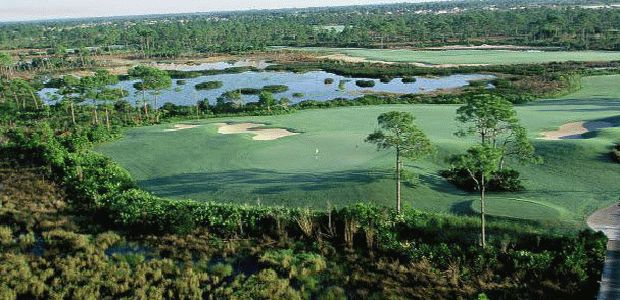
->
xmin=138 ymin=168 xmax=391 ymax=199
xmin=530 ymin=98 xmax=620 ymax=113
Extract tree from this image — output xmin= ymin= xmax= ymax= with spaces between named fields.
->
xmin=129 ymin=66 xmax=171 ymax=122
xmin=59 ymin=75 xmax=81 ymax=125
xmin=258 ymin=91 xmax=275 ymax=112
xmin=9 ymin=79 xmax=39 ymax=110
xmin=80 ymin=70 xmax=118 ymax=126
xmin=98 ymin=88 xmax=127 ymax=129
xmin=366 ymin=111 xmax=433 ymax=213
xmin=0 ymin=52 xmax=13 ymax=78
xmin=448 ymin=145 xmax=502 ymax=247
xmin=456 ymin=94 xmax=539 ymax=169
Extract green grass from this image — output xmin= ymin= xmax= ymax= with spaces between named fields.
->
xmin=293 ymin=47 xmax=620 ymax=65
xmin=97 ymin=75 xmax=620 ymax=228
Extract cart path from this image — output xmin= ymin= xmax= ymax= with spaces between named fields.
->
xmin=588 ymin=203 xmax=620 ymax=300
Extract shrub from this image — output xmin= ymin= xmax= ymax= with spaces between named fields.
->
xmin=379 ymin=75 xmax=393 ymax=83
xmin=355 ymin=80 xmax=375 ymax=88
xmin=401 ymin=76 xmax=417 ymax=83
xmin=440 ymin=168 xmax=525 ymax=192
xmin=324 ymin=78 xmax=334 ymax=85
xmin=612 ymin=144 xmax=620 ymax=163
xmin=195 ymin=81 xmax=223 ymax=90
xmin=292 ymin=92 xmax=304 ymax=98
xmin=263 ymin=85 xmax=289 ymax=93
xmin=176 ymin=79 xmax=186 ymax=85
xmin=238 ymin=88 xmax=262 ymax=95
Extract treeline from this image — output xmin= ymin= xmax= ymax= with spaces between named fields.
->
xmin=1 ymin=0 xmax=620 ymax=56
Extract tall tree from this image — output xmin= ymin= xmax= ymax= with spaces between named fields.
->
xmin=456 ymin=94 xmax=538 ymax=169
xmin=129 ymin=66 xmax=171 ymax=122
xmin=58 ymin=75 xmax=81 ymax=126
xmin=448 ymin=145 xmax=501 ymax=247
xmin=258 ymin=91 xmax=275 ymax=112
xmin=366 ymin=111 xmax=433 ymax=213
xmin=0 ymin=52 xmax=13 ymax=78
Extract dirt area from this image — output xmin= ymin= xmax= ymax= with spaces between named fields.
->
xmin=214 ymin=122 xmax=298 ymax=141
xmin=163 ymin=124 xmax=201 ymax=132
xmin=539 ymin=121 xmax=613 ymax=140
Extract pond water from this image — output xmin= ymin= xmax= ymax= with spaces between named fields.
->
xmin=39 ymin=70 xmax=494 ymax=107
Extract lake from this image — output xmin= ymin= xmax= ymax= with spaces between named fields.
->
xmin=39 ymin=70 xmax=494 ymax=107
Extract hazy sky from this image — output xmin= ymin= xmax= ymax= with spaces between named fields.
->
xmin=0 ymin=0 xmax=441 ymax=22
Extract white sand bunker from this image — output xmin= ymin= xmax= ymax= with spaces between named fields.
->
xmin=540 ymin=121 xmax=613 ymax=140
xmin=214 ymin=122 xmax=299 ymax=141
xmin=163 ymin=124 xmax=201 ymax=132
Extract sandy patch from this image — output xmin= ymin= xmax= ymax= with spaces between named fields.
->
xmin=214 ymin=122 xmax=299 ymax=141
xmin=539 ymin=121 xmax=613 ymax=140
xmin=163 ymin=124 xmax=201 ymax=132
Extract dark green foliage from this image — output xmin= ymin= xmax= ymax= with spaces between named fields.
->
xmin=355 ymin=80 xmax=375 ymax=88
xmin=612 ymin=144 xmax=620 ymax=163
xmin=176 ymin=79 xmax=186 ymax=85
xmin=379 ymin=75 xmax=393 ymax=83
xmin=440 ymin=168 xmax=525 ymax=192
xmin=238 ymin=88 xmax=262 ymax=95
xmin=262 ymin=85 xmax=289 ymax=93
xmin=195 ymin=80 xmax=223 ymax=90
xmin=292 ymin=92 xmax=304 ymax=98
xmin=401 ymin=76 xmax=417 ymax=83
xmin=324 ymin=78 xmax=334 ymax=85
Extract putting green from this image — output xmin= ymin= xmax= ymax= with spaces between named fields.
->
xmin=97 ymin=75 xmax=620 ymax=228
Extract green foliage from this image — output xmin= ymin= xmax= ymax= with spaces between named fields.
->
xmin=355 ymin=80 xmax=375 ymax=88
xmin=262 ymin=85 xmax=289 ymax=94
xmin=441 ymin=168 xmax=525 ymax=192
xmin=612 ymin=144 xmax=620 ymax=163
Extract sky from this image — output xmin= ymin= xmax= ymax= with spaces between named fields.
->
xmin=0 ymin=0 xmax=441 ymax=22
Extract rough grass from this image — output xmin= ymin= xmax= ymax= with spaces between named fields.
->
xmin=297 ymin=47 xmax=620 ymax=65
xmin=97 ymin=75 xmax=620 ymax=229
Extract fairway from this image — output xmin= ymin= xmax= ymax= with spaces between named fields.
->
xmin=295 ymin=47 xmax=620 ymax=65
xmin=98 ymin=75 xmax=620 ymax=228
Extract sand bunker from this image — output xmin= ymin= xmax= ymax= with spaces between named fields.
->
xmin=214 ymin=122 xmax=299 ymax=141
xmin=540 ymin=121 xmax=613 ymax=140
xmin=163 ymin=124 xmax=201 ymax=132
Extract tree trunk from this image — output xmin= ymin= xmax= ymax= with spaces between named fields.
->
xmin=396 ymin=148 xmax=402 ymax=213
xmin=480 ymin=173 xmax=486 ymax=247
xmin=142 ymin=90 xmax=149 ymax=118
xmin=70 ymin=101 xmax=76 ymax=125
xmin=105 ymin=107 xmax=110 ymax=130
xmin=154 ymin=93 xmax=159 ymax=123
xmin=29 ymin=90 xmax=39 ymax=109
xmin=93 ymin=104 xmax=99 ymax=125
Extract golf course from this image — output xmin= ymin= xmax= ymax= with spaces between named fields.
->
xmin=297 ymin=47 xmax=620 ymax=65
xmin=97 ymin=74 xmax=620 ymax=228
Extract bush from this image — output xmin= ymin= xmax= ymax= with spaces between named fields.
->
xmin=324 ymin=78 xmax=334 ymax=85
xmin=292 ymin=92 xmax=304 ymax=98
xmin=238 ymin=88 xmax=262 ymax=95
xmin=195 ymin=81 xmax=223 ymax=90
xmin=440 ymin=168 xmax=525 ymax=192
xmin=379 ymin=75 xmax=393 ymax=83
xmin=262 ymin=85 xmax=289 ymax=93
xmin=176 ymin=79 xmax=186 ymax=85
xmin=612 ymin=144 xmax=620 ymax=163
xmin=401 ymin=76 xmax=417 ymax=83
xmin=355 ymin=80 xmax=375 ymax=88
